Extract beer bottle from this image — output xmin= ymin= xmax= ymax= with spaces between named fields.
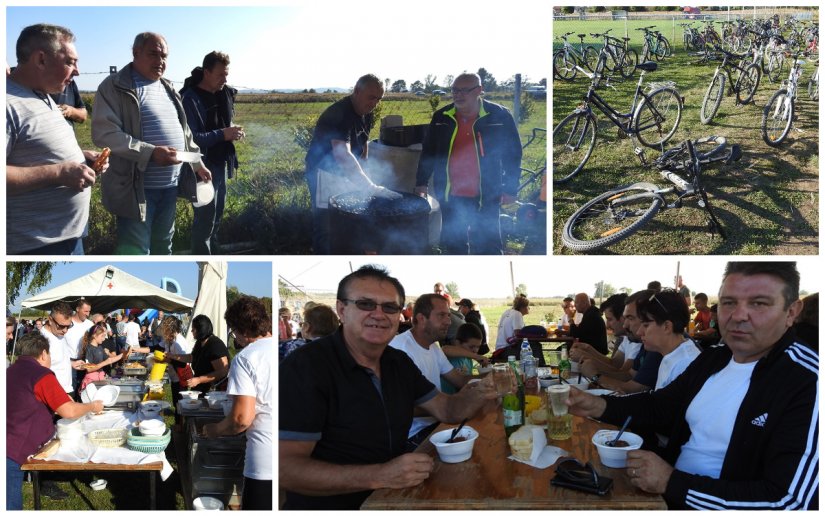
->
xmin=559 ymin=347 xmax=571 ymax=380
xmin=503 ymin=356 xmax=524 ymax=437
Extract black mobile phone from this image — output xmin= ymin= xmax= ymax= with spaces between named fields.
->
xmin=551 ymin=473 xmax=614 ymax=496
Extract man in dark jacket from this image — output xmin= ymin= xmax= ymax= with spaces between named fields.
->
xmin=415 ymin=73 xmax=522 ymax=255
xmin=181 ymin=51 xmax=242 ymax=255
xmin=570 ymin=293 xmax=608 ymax=355
xmin=567 ymin=262 xmax=818 ymax=510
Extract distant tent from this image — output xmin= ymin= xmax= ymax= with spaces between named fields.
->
xmin=21 ymin=265 xmax=195 ymax=314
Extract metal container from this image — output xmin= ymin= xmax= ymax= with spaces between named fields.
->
xmin=380 ymin=124 xmax=429 ymax=147
xmin=188 ymin=418 xmax=246 ymax=505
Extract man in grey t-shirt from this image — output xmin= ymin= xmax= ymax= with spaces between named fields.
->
xmin=6 ymin=23 xmax=108 ymax=255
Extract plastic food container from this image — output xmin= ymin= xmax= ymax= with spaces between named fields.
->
xmin=205 ymin=392 xmax=228 ymax=409
xmin=193 ymin=496 xmax=224 ymax=510
xmin=591 ymin=429 xmax=643 ymax=468
xmin=429 ymin=426 xmax=479 ymax=463
xmin=180 ymin=390 xmax=201 ymax=400
xmin=139 ymin=419 xmax=166 ymax=437
xmin=90 ymin=479 xmax=107 ymax=491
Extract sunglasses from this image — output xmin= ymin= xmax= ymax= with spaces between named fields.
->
xmin=555 ymin=458 xmax=601 ymax=487
xmin=450 ymin=85 xmax=480 ymax=95
xmin=648 ymin=293 xmax=669 ymax=314
xmin=340 ymin=298 xmax=402 ymax=315
xmin=50 ymin=315 xmax=74 ymax=331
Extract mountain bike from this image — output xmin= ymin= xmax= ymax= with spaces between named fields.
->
xmin=761 ymin=52 xmax=807 ymax=147
xmin=700 ymin=46 xmax=761 ymax=124
xmin=553 ymin=32 xmax=599 ymax=81
xmin=553 ymin=60 xmax=683 ymax=184
xmin=637 ymin=26 xmax=671 ymax=62
xmin=561 ymin=136 xmax=741 ymax=252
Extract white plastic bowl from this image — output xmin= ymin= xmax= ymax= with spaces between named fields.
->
xmin=562 ymin=377 xmax=590 ymax=390
xmin=193 ymin=496 xmax=224 ymax=510
xmin=429 ymin=426 xmax=479 ymax=463
xmin=179 ymin=390 xmax=201 ymax=400
xmin=90 ymin=479 xmax=107 ymax=491
xmin=94 ymin=385 xmax=120 ymax=407
xmin=592 ymin=429 xmax=643 ymax=468
xmin=139 ymin=419 xmax=166 ymax=437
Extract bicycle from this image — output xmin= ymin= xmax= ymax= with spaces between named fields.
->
xmin=553 ymin=32 xmax=599 ymax=81
xmin=593 ymin=30 xmax=638 ymax=79
xmin=561 ymin=136 xmax=742 ymax=252
xmin=637 ymin=27 xmax=671 ymax=62
xmin=807 ymin=59 xmax=818 ymax=100
xmin=500 ymin=128 xmax=546 ymax=253
xmin=761 ymin=51 xmax=807 ymax=147
xmin=700 ymin=45 xmax=761 ymax=124
xmin=553 ymin=60 xmax=683 ymax=184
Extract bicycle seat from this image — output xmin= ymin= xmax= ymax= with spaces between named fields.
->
xmin=637 ymin=61 xmax=658 ymax=72
xmin=623 ymin=37 xmax=631 ymax=41
xmin=577 ymin=33 xmax=586 ymax=38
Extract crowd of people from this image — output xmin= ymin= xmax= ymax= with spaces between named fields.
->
xmin=279 ymin=262 xmax=818 ymax=510
xmin=7 ymin=24 xmax=241 ymax=255
xmin=7 ymin=22 xmax=527 ymax=256
xmin=6 ymin=295 xmax=272 ymax=510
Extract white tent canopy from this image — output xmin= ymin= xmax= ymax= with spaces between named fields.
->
xmin=21 ymin=265 xmax=195 ymax=314
xmin=185 ymin=262 xmax=228 ymax=347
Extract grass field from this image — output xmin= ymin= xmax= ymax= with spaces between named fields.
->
xmin=552 ymin=18 xmax=819 ymax=255
xmin=74 ymin=92 xmax=546 ymax=255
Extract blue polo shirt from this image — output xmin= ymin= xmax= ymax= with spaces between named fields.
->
xmin=279 ymin=328 xmax=437 ymax=509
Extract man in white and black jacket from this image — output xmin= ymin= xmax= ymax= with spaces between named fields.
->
xmin=568 ymin=261 xmax=818 ymax=510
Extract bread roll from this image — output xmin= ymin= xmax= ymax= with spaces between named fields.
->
xmin=508 ymin=426 xmax=534 ymax=460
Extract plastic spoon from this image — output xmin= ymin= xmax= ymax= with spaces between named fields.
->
xmin=447 ymin=418 xmax=469 ymax=443
xmin=606 ymin=416 xmax=632 ymax=447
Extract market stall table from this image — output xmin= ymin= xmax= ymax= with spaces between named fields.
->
xmin=361 ymin=400 xmax=666 ymax=510
xmin=21 ymin=457 xmax=163 ymax=510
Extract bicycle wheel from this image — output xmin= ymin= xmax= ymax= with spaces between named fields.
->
xmin=620 ymin=48 xmax=639 ymax=78
xmin=562 ymin=183 xmax=663 ymax=252
xmin=683 ymin=33 xmax=693 ymax=51
xmin=634 ymin=87 xmax=683 ymax=148
xmin=767 ymin=53 xmax=787 ymax=83
xmin=761 ymin=88 xmax=794 ymax=146
xmin=583 ymin=46 xmax=600 ymax=73
xmin=700 ymin=73 xmax=725 ymax=124
xmin=808 ymin=72 xmax=819 ymax=100
xmin=654 ymin=40 xmax=668 ymax=61
xmin=661 ymin=37 xmax=672 ymax=57
xmin=553 ymin=50 xmax=577 ymax=81
xmin=735 ymin=63 xmax=761 ymax=105
xmin=553 ymin=111 xmax=597 ymax=184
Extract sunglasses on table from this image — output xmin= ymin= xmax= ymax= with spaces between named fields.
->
xmin=340 ymin=298 xmax=402 ymax=314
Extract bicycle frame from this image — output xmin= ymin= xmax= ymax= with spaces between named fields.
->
xmin=577 ymin=70 xmax=657 ymax=136
xmin=559 ymin=36 xmax=595 ymax=78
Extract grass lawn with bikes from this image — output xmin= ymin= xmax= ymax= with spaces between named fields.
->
xmin=552 ymin=21 xmax=818 ymax=255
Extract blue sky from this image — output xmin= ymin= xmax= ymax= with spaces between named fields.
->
xmin=6 ymin=4 xmax=550 ymax=92
xmin=8 ymin=261 xmax=272 ymax=312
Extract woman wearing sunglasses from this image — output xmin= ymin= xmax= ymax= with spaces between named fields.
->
xmin=635 ymin=289 xmax=702 ymax=391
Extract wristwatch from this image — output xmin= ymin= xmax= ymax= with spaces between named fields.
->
xmin=588 ymin=374 xmax=601 ymax=384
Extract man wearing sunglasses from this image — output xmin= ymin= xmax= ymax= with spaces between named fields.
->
xmin=39 ymin=302 xmax=84 ymax=400
xmin=279 ymin=265 xmax=496 ymax=509
xmin=415 ymin=73 xmax=522 ymax=255
xmin=567 ymin=262 xmax=818 ymax=510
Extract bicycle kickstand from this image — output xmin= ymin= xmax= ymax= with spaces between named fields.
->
xmin=634 ymin=146 xmax=648 ymax=166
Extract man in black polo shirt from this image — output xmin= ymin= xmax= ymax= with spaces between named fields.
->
xmin=570 ymin=292 xmax=608 ymax=355
xmin=279 ymin=265 xmax=495 ymax=509
xmin=304 ymin=74 xmax=399 ymax=254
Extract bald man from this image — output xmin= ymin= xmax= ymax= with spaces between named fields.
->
xmin=570 ymin=293 xmax=608 ymax=355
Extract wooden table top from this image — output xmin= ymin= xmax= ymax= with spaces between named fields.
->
xmin=362 ymin=401 xmax=666 ymax=510
xmin=22 ymin=458 xmax=163 ymax=472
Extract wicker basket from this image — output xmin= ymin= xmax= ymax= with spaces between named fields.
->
xmin=127 ymin=427 xmax=171 ymax=454
xmin=89 ymin=428 xmax=128 ymax=448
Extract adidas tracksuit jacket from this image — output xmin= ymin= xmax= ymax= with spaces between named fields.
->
xmin=600 ymin=330 xmax=818 ymax=509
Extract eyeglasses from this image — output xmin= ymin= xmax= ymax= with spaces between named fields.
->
xmin=450 ymin=85 xmax=480 ymax=95
xmin=648 ymin=293 xmax=669 ymax=314
xmin=50 ymin=315 xmax=73 ymax=331
xmin=555 ymin=458 xmax=601 ymax=487
xmin=340 ymin=298 xmax=402 ymax=314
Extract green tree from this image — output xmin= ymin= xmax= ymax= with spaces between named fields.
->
xmin=226 ymin=285 xmax=242 ymax=309
xmin=445 ymin=281 xmax=460 ymax=299
xmin=620 ymin=287 xmax=633 ymax=295
xmin=428 ymin=94 xmax=440 ymax=113
xmin=442 ymin=74 xmax=454 ymax=89
xmin=424 ymin=74 xmax=438 ymax=91
xmin=516 ymin=283 xmax=528 ymax=297
xmin=594 ymin=281 xmax=616 ymax=300
xmin=278 ymin=279 xmax=293 ymax=303
xmin=477 ymin=68 xmax=497 ymax=91
xmin=7 ymin=262 xmax=58 ymax=306
xmin=390 ymin=79 xmax=407 ymax=92
xmin=410 ymin=80 xmax=424 ymax=92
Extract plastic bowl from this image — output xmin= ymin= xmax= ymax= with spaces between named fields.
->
xmin=193 ymin=496 xmax=224 ymax=510
xmin=429 ymin=426 xmax=479 ymax=463
xmin=90 ymin=479 xmax=107 ymax=491
xmin=562 ymin=377 xmax=590 ymax=390
xmin=592 ymin=429 xmax=643 ymax=468
xmin=94 ymin=385 xmax=120 ymax=407
xmin=205 ymin=392 xmax=228 ymax=409
xmin=179 ymin=390 xmax=201 ymax=400
xmin=139 ymin=419 xmax=166 ymax=437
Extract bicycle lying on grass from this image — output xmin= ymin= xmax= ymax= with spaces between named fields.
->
xmin=553 ymin=60 xmax=683 ymax=184
xmin=761 ymin=51 xmax=808 ymax=147
xmin=561 ymin=136 xmax=742 ymax=252
xmin=700 ymin=45 xmax=761 ymax=124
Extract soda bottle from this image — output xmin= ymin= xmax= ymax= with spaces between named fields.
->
xmin=503 ymin=356 xmax=524 ymax=437
xmin=689 ymin=320 xmax=696 ymax=337
xmin=559 ymin=347 xmax=571 ymax=380
xmin=520 ymin=339 xmax=538 ymax=395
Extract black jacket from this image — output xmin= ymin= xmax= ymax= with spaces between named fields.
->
xmin=416 ymin=99 xmax=521 ymax=206
xmin=570 ymin=306 xmax=608 ymax=355
xmin=601 ymin=331 xmax=818 ymax=509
